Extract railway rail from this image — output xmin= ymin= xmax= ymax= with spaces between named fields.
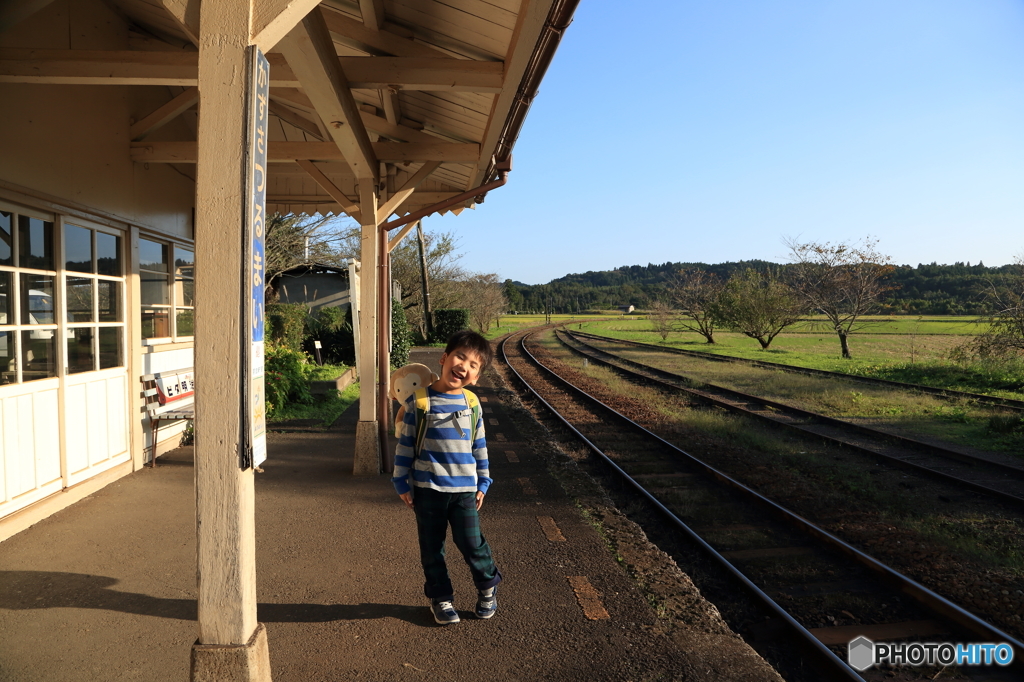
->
xmin=556 ymin=329 xmax=1024 ymax=511
xmin=500 ymin=328 xmax=1024 ymax=681
xmin=567 ymin=329 xmax=1024 ymax=412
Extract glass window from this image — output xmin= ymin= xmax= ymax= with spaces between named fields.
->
xmin=98 ymin=280 xmax=122 ymax=322
xmin=22 ymin=274 xmax=54 ymax=325
xmin=67 ymin=327 xmax=95 ymax=374
xmin=141 ymin=271 xmax=170 ymax=306
xmin=176 ymin=309 xmax=194 ymax=336
xmin=65 ymin=224 xmax=92 ymax=273
xmin=66 ymin=277 xmax=93 ymax=323
xmin=96 ymin=232 xmax=121 ymax=276
xmin=141 ymin=308 xmax=171 ymax=339
xmin=139 ymin=239 xmax=168 ymax=272
xmin=21 ymin=330 xmax=56 ymax=381
xmin=0 ymin=271 xmax=10 ymax=324
xmin=0 ymin=211 xmax=11 ymax=266
xmin=175 ymin=249 xmax=195 ymax=306
xmin=0 ymin=331 xmax=13 ymax=384
xmin=18 ymin=215 xmax=53 ymax=270
xmin=98 ymin=327 xmax=122 ymax=369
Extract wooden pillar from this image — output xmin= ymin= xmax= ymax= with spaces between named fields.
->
xmin=191 ymin=0 xmax=271 ymax=679
xmin=353 ymin=183 xmax=380 ymax=474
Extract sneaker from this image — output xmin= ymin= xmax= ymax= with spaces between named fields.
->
xmin=430 ymin=598 xmax=460 ymax=625
xmin=475 ymin=586 xmax=498 ymax=619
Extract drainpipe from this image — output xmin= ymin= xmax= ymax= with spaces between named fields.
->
xmin=379 ymin=157 xmax=512 ymax=233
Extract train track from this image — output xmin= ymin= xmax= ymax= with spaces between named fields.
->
xmin=556 ymin=329 xmax=1024 ymax=511
xmin=500 ymin=328 xmax=1024 ymax=682
xmin=567 ymin=329 xmax=1024 ymax=412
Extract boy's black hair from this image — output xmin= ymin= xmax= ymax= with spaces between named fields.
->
xmin=444 ymin=330 xmax=493 ymax=370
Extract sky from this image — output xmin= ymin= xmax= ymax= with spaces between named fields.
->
xmin=426 ymin=0 xmax=1024 ymax=285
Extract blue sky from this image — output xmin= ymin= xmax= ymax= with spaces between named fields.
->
xmin=427 ymin=0 xmax=1024 ymax=285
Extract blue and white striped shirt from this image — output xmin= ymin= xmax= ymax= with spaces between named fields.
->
xmin=391 ymin=388 xmax=491 ymax=495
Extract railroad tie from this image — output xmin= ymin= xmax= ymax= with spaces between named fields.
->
xmin=808 ymin=620 xmax=947 ymax=646
xmin=493 ymin=433 xmax=506 ymax=441
xmin=567 ymin=576 xmax=610 ymax=620
xmin=488 ymin=418 xmax=499 ymax=426
xmin=518 ymin=477 xmax=537 ymax=495
xmin=504 ymin=450 xmax=519 ymax=463
xmin=719 ymin=547 xmax=815 ymax=561
xmin=536 ymin=516 xmax=566 ymax=542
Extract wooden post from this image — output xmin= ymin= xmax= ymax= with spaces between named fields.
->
xmin=416 ymin=221 xmax=433 ymax=341
xmin=191 ymin=1 xmax=271 ymax=679
xmin=353 ymin=182 xmax=380 ymax=474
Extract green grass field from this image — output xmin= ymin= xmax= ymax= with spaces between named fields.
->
xmin=501 ymin=314 xmax=1024 ymax=400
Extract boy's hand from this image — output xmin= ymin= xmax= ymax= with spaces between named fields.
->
xmin=475 ymin=491 xmax=485 ymax=511
xmin=399 ymin=492 xmax=414 ymax=509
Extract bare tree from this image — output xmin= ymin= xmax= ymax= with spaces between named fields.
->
xmin=264 ymin=213 xmax=354 ymax=299
xmin=956 ymin=259 xmax=1024 ymax=359
xmin=648 ymin=299 xmax=675 ymax=341
xmin=387 ymin=230 xmax=470 ymax=337
xmin=666 ymin=268 xmax=723 ymax=343
xmin=453 ymin=273 xmax=507 ymax=333
xmin=718 ymin=268 xmax=804 ymax=350
xmin=785 ymin=237 xmax=895 ymax=359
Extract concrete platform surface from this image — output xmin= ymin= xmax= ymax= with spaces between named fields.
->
xmin=0 ymin=349 xmax=780 ymax=682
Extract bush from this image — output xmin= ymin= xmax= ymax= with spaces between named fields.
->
xmin=433 ymin=308 xmax=470 ymax=343
xmin=391 ymin=298 xmax=413 ymax=368
xmin=302 ymin=305 xmax=354 ymax=365
xmin=266 ymin=303 xmax=307 ymax=352
xmin=265 ymin=345 xmax=313 ymax=414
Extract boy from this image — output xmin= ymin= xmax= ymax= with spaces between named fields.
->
xmin=391 ymin=330 xmax=502 ymax=625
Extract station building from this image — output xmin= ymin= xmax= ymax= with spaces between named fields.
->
xmin=0 ymin=0 xmax=575 ymax=675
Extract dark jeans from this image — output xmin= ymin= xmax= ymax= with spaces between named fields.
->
xmin=413 ymin=486 xmax=502 ymax=600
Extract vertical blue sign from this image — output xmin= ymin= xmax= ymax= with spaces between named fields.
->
xmin=245 ymin=46 xmax=270 ymax=469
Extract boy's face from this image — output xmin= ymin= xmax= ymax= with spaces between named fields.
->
xmin=434 ymin=347 xmax=484 ymax=393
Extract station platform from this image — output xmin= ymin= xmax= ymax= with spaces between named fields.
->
xmin=0 ymin=349 xmax=781 ymax=681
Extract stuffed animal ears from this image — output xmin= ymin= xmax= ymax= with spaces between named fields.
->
xmin=389 ymin=363 xmax=439 ymax=400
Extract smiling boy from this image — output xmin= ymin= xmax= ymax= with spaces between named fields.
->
xmin=391 ymin=330 xmax=502 ymax=624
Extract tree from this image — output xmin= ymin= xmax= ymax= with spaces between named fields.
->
xmin=666 ymin=268 xmax=724 ymax=343
xmin=264 ymin=213 xmax=355 ymax=299
xmin=455 ymin=273 xmax=507 ymax=333
xmin=387 ymin=230 xmax=469 ymax=338
xmin=785 ymin=237 xmax=895 ymax=359
xmin=956 ymin=259 xmax=1024 ymax=359
xmin=648 ymin=299 xmax=675 ymax=341
xmin=718 ymin=268 xmax=804 ymax=350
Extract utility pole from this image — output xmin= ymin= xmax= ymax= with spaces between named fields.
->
xmin=416 ymin=221 xmax=434 ymax=341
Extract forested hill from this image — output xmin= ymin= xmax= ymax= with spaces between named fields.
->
xmin=504 ymin=260 xmax=1019 ymax=315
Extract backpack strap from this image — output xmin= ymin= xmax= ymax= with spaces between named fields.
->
xmin=413 ymin=387 xmax=430 ymax=456
xmin=462 ymin=388 xmax=481 ymax=447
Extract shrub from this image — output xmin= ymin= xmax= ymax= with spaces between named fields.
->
xmin=264 ymin=345 xmax=313 ymax=414
xmin=432 ymin=308 xmax=470 ymax=343
xmin=302 ymin=305 xmax=354 ymax=365
xmin=391 ymin=298 xmax=413 ymax=368
xmin=266 ymin=303 xmax=307 ymax=352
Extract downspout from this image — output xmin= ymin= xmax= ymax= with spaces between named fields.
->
xmin=378 ymin=157 xmax=513 ymax=234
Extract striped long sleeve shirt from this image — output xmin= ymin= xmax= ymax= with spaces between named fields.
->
xmin=391 ymin=388 xmax=491 ymax=496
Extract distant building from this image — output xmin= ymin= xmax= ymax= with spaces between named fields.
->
xmin=618 ymin=305 xmax=636 ymax=314
xmin=269 ymin=263 xmax=351 ymax=314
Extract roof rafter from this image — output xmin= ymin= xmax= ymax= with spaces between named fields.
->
xmin=130 ymin=140 xmax=479 ymax=163
xmin=376 ymin=161 xmax=440 ymax=222
xmin=130 ymin=86 xmax=199 ymax=141
xmin=252 ymin=0 xmax=322 ymax=52
xmin=278 ymin=8 xmax=378 ymax=181
xmin=320 ymin=7 xmax=447 ymax=59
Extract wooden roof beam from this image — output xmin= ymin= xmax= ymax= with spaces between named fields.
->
xmin=252 ymin=0 xmax=323 ymax=52
xmin=320 ymin=7 xmax=447 ymax=59
xmin=131 ymin=86 xmax=199 ymax=141
xmin=279 ymin=8 xmax=378 ymax=182
xmin=159 ymin=0 xmax=200 ymax=46
xmin=130 ymin=140 xmax=478 ymax=163
xmin=0 ymin=0 xmax=59 ymax=34
xmin=358 ymin=0 xmax=385 ymax=31
xmin=0 ymin=49 xmax=502 ymax=92
xmin=295 ymin=160 xmax=362 ymax=220
xmin=268 ymin=99 xmax=325 ymax=140
xmin=376 ymin=161 xmax=440 ymax=223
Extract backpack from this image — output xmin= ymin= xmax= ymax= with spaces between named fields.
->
xmin=413 ymin=387 xmax=482 ymax=456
